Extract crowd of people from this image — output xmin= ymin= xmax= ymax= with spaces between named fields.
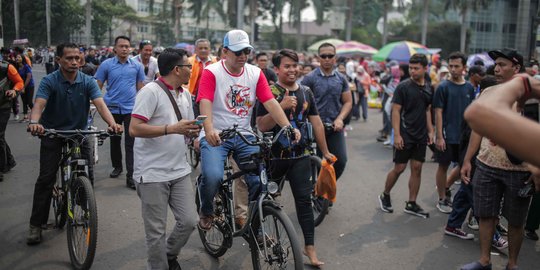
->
xmin=0 ymin=28 xmax=538 ymax=270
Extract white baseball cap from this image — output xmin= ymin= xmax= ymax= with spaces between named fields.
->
xmin=223 ymin=29 xmax=253 ymax=52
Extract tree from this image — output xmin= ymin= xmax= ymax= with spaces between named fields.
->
xmin=187 ymin=0 xmax=227 ymax=37
xmin=421 ymin=0 xmax=429 ymax=45
xmin=444 ymin=0 xmax=493 ymax=52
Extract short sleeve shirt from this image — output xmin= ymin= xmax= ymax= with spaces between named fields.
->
xmin=196 ymin=60 xmax=274 ymax=137
xmin=94 ymin=57 xmax=145 ymax=114
xmin=392 ymin=78 xmax=433 ymax=144
xmin=301 ymin=68 xmax=349 ymax=123
xmin=432 ymin=80 xmax=475 ymax=144
xmin=132 ymin=54 xmax=160 ymax=84
xmin=131 ymin=79 xmax=194 ymax=183
xmin=18 ymin=63 xmax=34 ymax=88
xmin=36 ymin=70 xmax=102 ymax=130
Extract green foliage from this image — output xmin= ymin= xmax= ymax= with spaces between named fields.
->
xmin=91 ymin=0 xmax=139 ymax=45
xmin=1 ymin=0 xmax=84 ymax=47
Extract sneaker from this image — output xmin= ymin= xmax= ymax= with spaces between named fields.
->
xmin=492 ymin=232 xmax=508 ymax=250
xmin=467 ymin=216 xmax=479 ymax=231
xmin=383 ymin=139 xmax=391 ymax=145
xmin=198 ymin=214 xmax=213 ymax=231
xmin=437 ymin=199 xmax=452 ymax=214
xmin=524 ymin=229 xmax=539 ymax=241
xmin=461 ymin=261 xmax=492 ymax=270
xmin=496 ymin=223 xmax=508 ymax=236
xmin=404 ymin=201 xmax=430 ymax=218
xmin=26 ymin=225 xmax=42 ymax=245
xmin=378 ymin=193 xmax=393 ymax=213
xmin=168 ymin=257 xmax=182 ymax=270
xmin=14 ymin=114 xmax=19 ymax=121
xmin=376 ymin=135 xmax=387 ymax=142
xmin=444 ymin=226 xmax=474 ymax=240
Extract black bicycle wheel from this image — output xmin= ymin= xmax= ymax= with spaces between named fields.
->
xmin=195 ymin=180 xmax=231 ymax=257
xmin=249 ymin=204 xmax=303 ymax=270
xmin=52 ymin=169 xmax=67 ymax=229
xmin=67 ymin=176 xmax=97 ymax=270
xmin=188 ymin=145 xmax=200 ymax=169
xmin=309 ymin=156 xmax=329 ymax=227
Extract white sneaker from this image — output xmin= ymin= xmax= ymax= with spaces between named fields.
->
xmin=467 ymin=217 xmax=479 ymax=230
xmin=383 ymin=139 xmax=391 ymax=145
xmin=437 ymin=199 xmax=452 ymax=214
xmin=14 ymin=115 xmax=19 ymax=121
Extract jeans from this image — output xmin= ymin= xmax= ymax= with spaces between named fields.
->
xmin=358 ymin=95 xmax=368 ymax=120
xmin=0 ymin=109 xmax=15 ymax=172
xmin=198 ymin=135 xmax=261 ymax=216
xmin=317 ymin=130 xmax=347 ymax=180
xmin=447 ymin=183 xmax=474 ymax=228
xmin=110 ymin=113 xmax=134 ymax=178
xmin=30 ymin=137 xmax=93 ymax=227
xmin=136 ymin=175 xmax=198 ymax=270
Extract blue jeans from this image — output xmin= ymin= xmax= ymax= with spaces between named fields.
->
xmin=198 ymin=135 xmax=261 ymax=216
xmin=447 ymin=183 xmax=474 ymax=228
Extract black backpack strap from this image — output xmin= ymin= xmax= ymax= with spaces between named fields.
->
xmin=154 ymin=80 xmax=183 ymax=121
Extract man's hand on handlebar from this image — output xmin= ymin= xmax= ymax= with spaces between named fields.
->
xmin=28 ymin=123 xmax=45 ymax=136
xmin=292 ymin=128 xmax=301 ymax=144
xmin=108 ymin=123 xmax=123 ymax=134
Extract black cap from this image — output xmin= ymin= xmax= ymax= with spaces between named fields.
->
xmin=468 ymin=65 xmax=486 ymax=76
xmin=488 ymin=48 xmax=524 ymax=72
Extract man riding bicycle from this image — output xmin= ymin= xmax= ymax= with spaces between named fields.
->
xmin=196 ymin=29 xmax=300 ymax=231
xmin=26 ymin=43 xmax=122 ymax=245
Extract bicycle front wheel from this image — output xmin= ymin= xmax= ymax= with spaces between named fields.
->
xmin=309 ymin=156 xmax=329 ymax=227
xmin=249 ymin=204 xmax=303 ymax=270
xmin=52 ymin=169 xmax=67 ymax=229
xmin=67 ymin=176 xmax=97 ymax=270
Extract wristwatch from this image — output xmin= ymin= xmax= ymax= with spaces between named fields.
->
xmin=28 ymin=120 xmax=39 ymax=125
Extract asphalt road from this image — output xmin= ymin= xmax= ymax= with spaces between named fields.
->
xmin=0 ymin=65 xmax=538 ymax=269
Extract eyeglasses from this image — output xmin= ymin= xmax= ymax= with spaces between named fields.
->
xmin=319 ymin=54 xmax=335 ymax=59
xmin=176 ymin=64 xmax=192 ymax=69
xmin=230 ymin=48 xmax=252 ymax=56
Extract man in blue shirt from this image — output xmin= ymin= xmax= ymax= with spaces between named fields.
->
xmin=301 ymin=43 xmax=352 ymax=180
xmin=433 ymin=52 xmax=475 ymax=214
xmin=95 ymin=35 xmax=145 ymax=189
xmin=26 ymin=42 xmax=122 ymax=245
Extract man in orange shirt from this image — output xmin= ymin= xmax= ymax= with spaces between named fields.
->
xmin=0 ymin=59 xmax=24 ymax=181
xmin=188 ymin=39 xmax=216 ymax=96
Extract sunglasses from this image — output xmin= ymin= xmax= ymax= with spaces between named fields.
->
xmin=230 ymin=48 xmax=252 ymax=56
xmin=140 ymin=40 xmax=152 ymax=46
xmin=176 ymin=64 xmax=192 ymax=69
xmin=319 ymin=54 xmax=335 ymax=59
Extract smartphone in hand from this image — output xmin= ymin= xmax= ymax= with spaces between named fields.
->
xmin=195 ymin=115 xmax=207 ymax=125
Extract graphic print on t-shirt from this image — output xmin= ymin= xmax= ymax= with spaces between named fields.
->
xmin=226 ymin=84 xmax=253 ymax=117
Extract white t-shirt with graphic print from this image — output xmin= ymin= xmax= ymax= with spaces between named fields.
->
xmin=196 ymin=60 xmax=273 ymax=138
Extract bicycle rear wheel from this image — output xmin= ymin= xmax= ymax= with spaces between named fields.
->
xmin=52 ymin=169 xmax=67 ymax=229
xmin=188 ymin=145 xmax=200 ymax=169
xmin=249 ymin=204 xmax=303 ymax=270
xmin=309 ymin=156 xmax=329 ymax=227
xmin=67 ymin=176 xmax=97 ymax=270
xmin=195 ymin=179 xmax=231 ymax=257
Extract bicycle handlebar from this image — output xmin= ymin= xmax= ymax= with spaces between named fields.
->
xmin=218 ymin=124 xmax=294 ymax=148
xmin=35 ymin=129 xmax=120 ymax=140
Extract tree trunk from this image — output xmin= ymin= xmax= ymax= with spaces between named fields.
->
xmin=460 ymin=5 xmax=468 ymax=52
xmin=421 ymin=0 xmax=429 ymax=45
xmin=45 ymin=0 xmax=51 ymax=46
xmin=296 ymin=0 xmax=302 ymax=51
xmin=13 ymin=0 xmax=19 ymax=39
xmin=85 ymin=0 xmax=92 ymax=47
xmin=382 ymin=1 xmax=389 ymax=45
xmin=345 ymin=0 xmax=354 ymax=41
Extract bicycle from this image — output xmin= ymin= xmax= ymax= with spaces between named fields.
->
xmin=194 ymin=124 xmax=303 ymax=269
xmin=186 ymin=137 xmax=200 ymax=169
xmin=38 ymin=129 xmax=114 ymax=270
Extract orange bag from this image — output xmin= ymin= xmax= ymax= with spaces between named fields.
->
xmin=314 ymin=156 xmax=338 ymax=203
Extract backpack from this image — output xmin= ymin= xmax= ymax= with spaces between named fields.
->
xmin=0 ymin=62 xmax=13 ymax=110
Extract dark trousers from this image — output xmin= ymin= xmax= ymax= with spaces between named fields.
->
xmin=30 ymin=137 xmax=93 ymax=226
xmin=525 ymin=193 xmax=540 ymax=231
xmin=110 ymin=113 xmax=134 ymax=177
xmin=269 ymin=157 xmax=315 ymax=245
xmin=447 ymin=183 xmax=474 ymax=228
xmin=317 ymin=130 xmax=347 ymax=180
xmin=351 ymin=91 xmax=360 ymax=119
xmin=359 ymin=95 xmax=368 ymax=120
xmin=21 ymin=86 xmax=34 ymax=114
xmin=382 ymin=93 xmax=391 ymax=135
xmin=0 ymin=109 xmax=15 ymax=172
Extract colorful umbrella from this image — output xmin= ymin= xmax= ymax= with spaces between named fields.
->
xmin=467 ymin=52 xmax=494 ymax=67
xmin=372 ymin=41 xmax=430 ymax=63
xmin=307 ymin=38 xmax=344 ymax=53
xmin=336 ymin=41 xmax=378 ymax=57
xmin=174 ymin=42 xmax=194 ymax=54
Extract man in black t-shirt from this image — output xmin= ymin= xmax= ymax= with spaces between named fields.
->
xmin=378 ymin=54 xmax=434 ymax=218
xmin=257 ymin=49 xmax=334 ymax=267
xmin=255 ymin=52 xmax=277 ymax=85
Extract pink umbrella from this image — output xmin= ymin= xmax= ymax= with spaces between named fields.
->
xmin=336 ymin=41 xmax=378 ymax=57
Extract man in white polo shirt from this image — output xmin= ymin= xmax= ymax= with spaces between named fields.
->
xmin=130 ymin=48 xmax=200 ymax=270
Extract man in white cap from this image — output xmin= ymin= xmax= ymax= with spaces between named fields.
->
xmin=196 ymin=29 xmax=300 ymax=230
